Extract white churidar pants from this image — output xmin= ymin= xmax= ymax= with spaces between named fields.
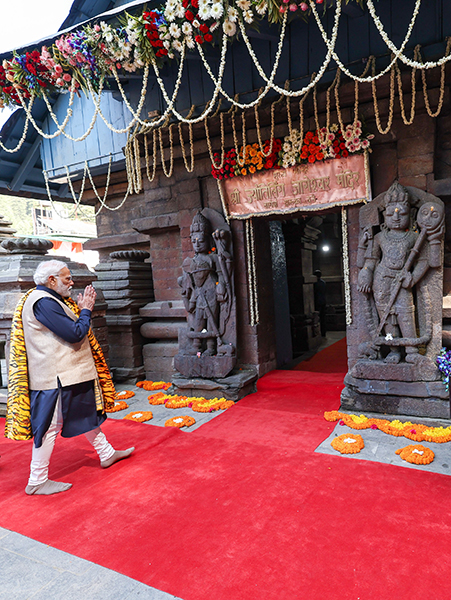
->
xmin=28 ymin=394 xmax=115 ymax=486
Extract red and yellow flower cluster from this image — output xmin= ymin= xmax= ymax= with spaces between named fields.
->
xmin=324 ymin=411 xmax=451 ymax=444
xmin=211 ymin=138 xmax=282 ymax=180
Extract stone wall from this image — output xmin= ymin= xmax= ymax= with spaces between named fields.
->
xmin=83 ymin=66 xmax=451 ymax=387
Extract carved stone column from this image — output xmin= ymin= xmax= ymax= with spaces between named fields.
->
xmin=94 ymin=250 xmax=153 ymax=381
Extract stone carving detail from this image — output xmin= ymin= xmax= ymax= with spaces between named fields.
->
xmin=174 ymin=208 xmax=236 ymax=379
xmin=110 ymin=250 xmax=150 ymax=262
xmin=1 ymin=238 xmax=53 ymax=255
xmin=355 ymin=182 xmax=444 ymax=376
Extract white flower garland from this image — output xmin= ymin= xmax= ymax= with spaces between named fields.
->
xmin=341 ymin=205 xmax=352 ymax=326
xmin=0 ymin=105 xmax=31 ymax=153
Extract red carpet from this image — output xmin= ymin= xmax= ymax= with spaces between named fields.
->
xmin=293 ymin=335 xmax=348 ymax=372
xmin=2 ymin=346 xmax=451 ymax=599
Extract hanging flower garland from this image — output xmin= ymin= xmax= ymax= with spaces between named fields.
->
xmin=124 ymin=410 xmax=154 ymax=422
xmin=165 ymin=415 xmax=196 ymax=428
xmin=331 ymin=433 xmax=365 ymax=454
xmin=395 ymin=444 xmax=435 ymax=465
xmin=325 ymin=411 xmax=451 ymax=444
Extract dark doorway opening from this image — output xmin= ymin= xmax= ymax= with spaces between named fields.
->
xmin=270 ymin=210 xmax=346 ymax=367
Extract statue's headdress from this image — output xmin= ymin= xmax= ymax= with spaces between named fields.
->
xmin=190 ymin=211 xmax=211 ymax=236
xmin=383 ymin=181 xmax=410 ymax=209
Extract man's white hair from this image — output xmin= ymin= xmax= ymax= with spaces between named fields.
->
xmin=33 ymin=260 xmax=69 ymax=286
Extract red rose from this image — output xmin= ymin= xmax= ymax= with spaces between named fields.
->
xmin=183 ymin=0 xmax=189 ymax=6
xmin=195 ymin=35 xmax=204 ymax=44
xmin=192 ymin=0 xmax=199 ymax=7
xmin=185 ymin=10 xmax=194 ymax=20
xmin=340 ymin=142 xmax=345 ymax=150
xmin=204 ymin=33 xmax=213 ymax=42
xmin=342 ymin=149 xmax=349 ymax=157
xmin=199 ymin=24 xmax=209 ymax=34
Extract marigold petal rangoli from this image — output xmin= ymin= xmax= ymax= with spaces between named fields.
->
xmin=123 ymin=411 xmax=153 ymax=422
xmin=331 ymin=433 xmax=365 ymax=454
xmin=136 ymin=380 xmax=171 ymax=391
xmin=115 ymin=390 xmax=135 ymax=400
xmin=395 ymin=444 xmax=435 ymax=465
xmin=165 ymin=415 xmax=196 ymax=428
xmin=106 ymin=400 xmax=129 ymax=413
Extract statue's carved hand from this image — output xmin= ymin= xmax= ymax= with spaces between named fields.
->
xmin=401 ymin=271 xmax=414 ymax=289
xmin=357 ymin=268 xmax=373 ymax=293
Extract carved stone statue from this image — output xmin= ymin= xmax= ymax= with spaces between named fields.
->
xmin=341 ymin=182 xmax=448 ymax=418
xmin=357 ymin=182 xmax=444 ymax=365
xmin=174 ymin=209 xmax=236 ymax=379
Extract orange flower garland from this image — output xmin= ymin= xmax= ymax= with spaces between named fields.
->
xmin=324 ymin=411 xmax=451 ymax=444
xmin=191 ymin=397 xmax=233 ymax=412
xmin=331 ymin=433 xmax=365 ymax=454
xmin=106 ymin=400 xmax=129 ymax=413
xmin=395 ymin=444 xmax=435 ymax=465
xmin=148 ymin=392 xmax=170 ymax=405
xmin=123 ymin=411 xmax=153 ymax=422
xmin=136 ymin=380 xmax=171 ymax=391
xmin=165 ymin=416 xmax=196 ymax=428
xmin=115 ymin=390 xmax=135 ymax=400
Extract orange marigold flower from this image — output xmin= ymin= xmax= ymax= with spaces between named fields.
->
xmin=124 ymin=411 xmax=153 ymax=422
xmin=106 ymin=400 xmax=129 ymax=413
xmin=331 ymin=433 xmax=364 ymax=454
xmin=115 ymin=390 xmax=135 ymax=400
xmin=249 ymin=165 xmax=256 ymax=173
xmin=395 ymin=444 xmax=434 ymax=465
xmin=165 ymin=415 xmax=196 ymax=428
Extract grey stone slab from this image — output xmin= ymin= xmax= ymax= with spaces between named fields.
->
xmin=30 ymin=567 xmax=180 ymax=600
xmin=0 ymin=546 xmax=60 ymax=600
xmin=107 ymin=384 xmax=228 ymax=431
xmin=316 ymin=422 xmax=451 ymax=475
xmin=0 ymin=530 xmax=92 ymax=575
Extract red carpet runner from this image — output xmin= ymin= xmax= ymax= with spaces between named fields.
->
xmin=1 ymin=338 xmax=451 ymax=600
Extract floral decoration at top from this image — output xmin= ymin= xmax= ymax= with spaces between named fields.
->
xmin=0 ymin=0 xmax=359 ymax=108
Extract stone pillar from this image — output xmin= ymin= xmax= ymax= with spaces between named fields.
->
xmin=0 ymin=238 xmax=107 ymax=416
xmin=94 ymin=250 xmax=153 ymax=382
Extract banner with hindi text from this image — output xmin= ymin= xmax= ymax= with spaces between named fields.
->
xmin=220 ymin=152 xmax=370 ymax=219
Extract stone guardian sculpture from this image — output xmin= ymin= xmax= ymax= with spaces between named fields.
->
xmin=174 ymin=209 xmax=236 ymax=379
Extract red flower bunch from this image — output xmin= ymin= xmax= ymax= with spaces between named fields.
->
xmin=143 ymin=11 xmax=167 ymax=58
xmin=183 ymin=0 xmax=214 ymax=44
xmin=300 ymin=130 xmax=324 ymax=163
xmin=211 ymin=147 xmax=238 ymax=180
xmin=263 ymin=137 xmax=282 ymax=169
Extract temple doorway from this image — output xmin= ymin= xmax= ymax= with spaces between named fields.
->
xmin=269 ymin=210 xmax=346 ymax=368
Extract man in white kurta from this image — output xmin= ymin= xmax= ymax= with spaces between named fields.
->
xmin=22 ymin=260 xmax=134 ymax=495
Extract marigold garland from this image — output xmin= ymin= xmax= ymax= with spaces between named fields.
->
xmin=123 ymin=410 xmax=153 ymax=422
xmin=325 ymin=411 xmax=451 ymax=443
xmin=136 ymin=380 xmax=171 ymax=391
xmin=395 ymin=444 xmax=435 ymax=465
xmin=115 ymin=390 xmax=135 ymax=400
xmin=148 ymin=392 xmax=170 ymax=405
xmin=165 ymin=415 xmax=196 ymax=428
xmin=331 ymin=433 xmax=365 ymax=454
xmin=106 ymin=400 xmax=129 ymax=413
xmin=191 ymin=397 xmax=231 ymax=412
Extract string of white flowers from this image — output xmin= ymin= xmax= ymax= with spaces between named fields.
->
xmin=144 ymin=129 xmax=158 ymax=182
xmin=149 ymin=36 xmax=227 ymax=125
xmin=420 ymin=38 xmax=451 ymax=118
xmin=15 ymin=89 xmax=82 ymax=141
xmin=231 ymin=104 xmax=247 ymax=167
xmin=216 ymin=178 xmax=230 ymax=224
xmin=178 ymin=119 xmax=195 ymax=173
xmin=366 ymin=0 xmax=451 ymax=70
xmin=110 ymin=62 xmax=155 ymax=126
xmin=158 ymin=122 xmax=175 ymax=178
xmin=0 ymin=103 xmax=31 ymax=153
xmin=395 ymin=47 xmax=418 ymax=126
xmin=254 ymin=89 xmax=276 ymax=158
xmin=43 ymin=166 xmax=89 ymax=219
xmin=41 ymin=79 xmax=104 ymax=142
xmin=245 ymin=218 xmax=259 ymax=326
xmin=87 ymin=65 xmax=149 ymax=134
xmin=341 ymin=206 xmax=352 ymax=326
xmin=309 ymin=0 xmax=419 ymax=83
xmin=205 ymin=102 xmax=226 ymax=169
xmin=236 ymin=3 xmax=340 ymax=100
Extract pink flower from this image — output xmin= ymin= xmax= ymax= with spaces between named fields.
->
xmin=339 ymin=420 xmax=345 ymax=426
xmin=300 ymin=2 xmax=308 ymax=10
xmin=56 ymin=78 xmax=64 ymax=86
xmin=371 ymin=424 xmax=378 ymax=429
xmin=63 ymin=73 xmax=72 ymax=82
xmin=361 ymin=139 xmax=370 ymax=149
xmin=54 ymin=64 xmax=63 ymax=74
xmin=94 ymin=24 xmax=101 ymax=32
xmin=289 ymin=4 xmax=297 ymax=10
